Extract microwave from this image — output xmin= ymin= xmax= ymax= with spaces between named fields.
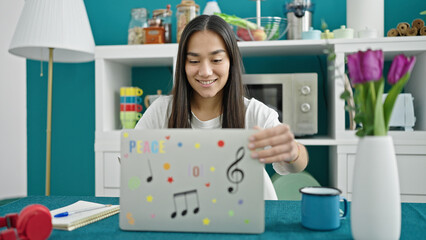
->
xmin=242 ymin=73 xmax=318 ymax=136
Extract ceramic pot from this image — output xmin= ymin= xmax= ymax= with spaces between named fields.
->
xmin=351 ymin=136 xmax=401 ymax=239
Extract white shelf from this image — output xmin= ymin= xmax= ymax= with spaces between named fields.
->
xmin=95 ymin=37 xmax=426 ymax=200
xmin=94 ymin=36 xmax=426 ymax=61
xmin=95 ymin=44 xmax=178 ymax=67
xmin=332 ymin=36 xmax=426 ymax=59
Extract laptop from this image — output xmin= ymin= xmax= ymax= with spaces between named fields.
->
xmin=119 ymin=129 xmax=265 ymax=234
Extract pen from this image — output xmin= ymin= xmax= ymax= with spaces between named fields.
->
xmin=54 ymin=204 xmax=112 ymax=218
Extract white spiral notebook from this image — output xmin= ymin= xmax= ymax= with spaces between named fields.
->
xmin=50 ymin=200 xmax=120 ymax=231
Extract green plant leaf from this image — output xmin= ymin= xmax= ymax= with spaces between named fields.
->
xmin=365 ymin=82 xmax=376 ymax=134
xmin=328 ymin=53 xmax=336 ymax=61
xmin=345 ymin=105 xmax=356 ymax=111
xmin=383 ymin=72 xmax=411 ymax=130
xmin=340 ymin=90 xmax=351 ymax=99
xmin=354 ymin=111 xmax=364 ymax=121
xmin=373 ymin=79 xmax=386 ymax=135
xmin=356 ymin=128 xmax=365 ymax=137
xmin=354 ymin=85 xmax=368 ymax=128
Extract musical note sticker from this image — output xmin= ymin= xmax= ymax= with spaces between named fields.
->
xmin=146 ymin=158 xmax=153 ymax=182
xmin=226 ymin=147 xmax=245 ymax=193
xmin=171 ymin=189 xmax=200 ymax=219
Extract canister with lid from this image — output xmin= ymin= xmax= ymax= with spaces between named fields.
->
xmin=333 ymin=25 xmax=354 ymax=39
xmin=176 ymin=0 xmax=200 ymax=43
xmin=302 ymin=27 xmax=321 ymax=40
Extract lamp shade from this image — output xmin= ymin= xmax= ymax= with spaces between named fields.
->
xmin=9 ymin=0 xmax=95 ymax=63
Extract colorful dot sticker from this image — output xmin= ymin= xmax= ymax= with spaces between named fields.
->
xmin=178 ymin=142 xmax=183 ymax=147
xmin=163 ymin=163 xmax=171 ymax=170
xmin=195 ymin=143 xmax=200 ymax=149
xmin=244 ymin=219 xmax=250 ymax=224
xmin=123 ymin=132 xmax=129 ymax=138
xmin=212 ymin=199 xmax=217 ymax=203
xmin=210 ymin=166 xmax=215 ymax=172
xmin=238 ymin=199 xmax=244 ymax=205
xmin=203 ymin=218 xmax=210 ymax=225
xmin=228 ymin=210 xmax=234 ymax=217
xmin=146 ymin=195 xmax=153 ymax=202
xmin=218 ymin=140 xmax=225 ymax=147
xmin=167 ymin=177 xmax=174 ymax=183
xmin=128 ymin=176 xmax=141 ymax=190
xmin=126 ymin=212 xmax=135 ymax=225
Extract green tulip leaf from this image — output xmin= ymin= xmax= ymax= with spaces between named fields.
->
xmin=365 ymin=82 xmax=375 ymax=131
xmin=373 ymin=79 xmax=386 ymax=135
xmin=383 ymin=72 xmax=410 ymax=130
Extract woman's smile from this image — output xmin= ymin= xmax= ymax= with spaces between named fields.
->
xmin=197 ymin=78 xmax=217 ymax=86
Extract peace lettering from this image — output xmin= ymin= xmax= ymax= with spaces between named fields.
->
xmin=129 ymin=140 xmax=166 ymax=154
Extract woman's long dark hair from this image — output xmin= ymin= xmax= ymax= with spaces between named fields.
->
xmin=168 ymin=15 xmax=246 ymax=128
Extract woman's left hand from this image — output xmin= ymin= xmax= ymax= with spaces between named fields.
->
xmin=248 ymin=124 xmax=298 ymax=164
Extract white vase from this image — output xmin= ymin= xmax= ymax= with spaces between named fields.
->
xmin=351 ymin=136 xmax=401 ymax=240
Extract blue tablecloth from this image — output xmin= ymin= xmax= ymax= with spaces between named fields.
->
xmin=0 ymin=196 xmax=425 ymax=239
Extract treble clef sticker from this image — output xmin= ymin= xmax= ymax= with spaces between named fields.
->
xmin=226 ymin=146 xmax=245 ymax=194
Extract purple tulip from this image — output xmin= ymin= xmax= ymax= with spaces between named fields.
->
xmin=387 ymin=54 xmax=416 ymax=85
xmin=347 ymin=49 xmax=384 ymax=85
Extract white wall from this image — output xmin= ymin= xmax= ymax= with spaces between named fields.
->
xmin=0 ymin=0 xmax=27 ymax=199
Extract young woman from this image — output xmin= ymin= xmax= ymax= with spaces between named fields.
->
xmin=135 ymin=15 xmax=309 ymax=200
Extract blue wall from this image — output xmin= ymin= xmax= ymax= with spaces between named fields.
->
xmin=27 ymin=0 xmax=426 ymax=195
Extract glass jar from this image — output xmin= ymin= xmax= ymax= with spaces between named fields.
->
xmin=128 ymin=8 xmax=148 ymax=44
xmin=176 ymin=0 xmax=199 ymax=43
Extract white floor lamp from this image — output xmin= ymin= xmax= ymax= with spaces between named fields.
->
xmin=8 ymin=0 xmax=95 ymax=196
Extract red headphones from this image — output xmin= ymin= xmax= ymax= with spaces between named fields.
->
xmin=0 ymin=204 xmax=52 ymax=240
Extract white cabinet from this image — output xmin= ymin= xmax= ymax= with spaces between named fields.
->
xmin=95 ymin=37 xmax=426 ymax=202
